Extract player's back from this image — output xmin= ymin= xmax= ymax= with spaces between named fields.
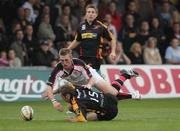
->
xmin=75 ymin=87 xmax=112 ymax=113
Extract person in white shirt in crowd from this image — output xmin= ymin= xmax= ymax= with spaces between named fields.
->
xmin=165 ymin=38 xmax=180 ymax=64
xmin=22 ymin=0 xmax=37 ymax=23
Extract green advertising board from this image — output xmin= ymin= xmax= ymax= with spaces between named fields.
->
xmin=0 ymin=67 xmax=52 ymax=102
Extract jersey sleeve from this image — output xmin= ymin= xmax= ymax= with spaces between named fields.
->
xmin=97 ymin=21 xmax=113 ymax=41
xmin=74 ymin=28 xmax=82 ymax=41
xmin=102 ymin=26 xmax=113 ymax=41
xmin=71 ymin=97 xmax=87 ymax=122
xmin=46 ymin=63 xmax=63 ymax=87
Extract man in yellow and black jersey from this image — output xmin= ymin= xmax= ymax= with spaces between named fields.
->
xmin=68 ymin=4 xmax=116 ymax=70
xmin=59 ymin=82 xmax=118 ymax=122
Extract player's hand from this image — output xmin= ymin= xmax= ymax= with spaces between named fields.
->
xmin=53 ymin=101 xmax=64 ymax=112
xmin=82 ymin=84 xmax=91 ymax=89
xmin=109 ymin=52 xmax=116 ymax=60
xmin=65 ymin=117 xmax=77 ymax=122
xmin=41 ymin=92 xmax=49 ymax=100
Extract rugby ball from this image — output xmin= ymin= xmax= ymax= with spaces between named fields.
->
xmin=21 ymin=105 xmax=34 ymax=121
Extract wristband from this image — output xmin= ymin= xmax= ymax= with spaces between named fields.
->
xmin=51 ymin=99 xmax=57 ymax=104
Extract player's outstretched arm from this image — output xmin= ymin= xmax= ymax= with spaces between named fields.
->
xmin=46 ymin=85 xmax=64 ymax=112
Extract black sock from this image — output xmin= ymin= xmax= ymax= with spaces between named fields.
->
xmin=116 ymin=92 xmax=132 ymax=100
xmin=121 ymin=73 xmax=130 ymax=79
xmin=111 ymin=79 xmax=124 ymax=92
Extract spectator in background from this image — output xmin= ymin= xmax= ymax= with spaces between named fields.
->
xmin=0 ymin=50 xmax=9 ymax=67
xmin=165 ymin=38 xmax=180 ymax=64
xmin=8 ymin=49 xmax=22 ymax=68
xmin=128 ymin=42 xmax=144 ymax=64
xmin=150 ymin=17 xmax=167 ymax=63
xmin=14 ymin=7 xmax=31 ymax=30
xmin=55 ymin=0 xmax=67 ymax=17
xmin=73 ymin=0 xmax=87 ymax=23
xmin=107 ymin=42 xmax=131 ymax=65
xmin=106 ymin=1 xmax=123 ymax=33
xmin=136 ymin=20 xmax=151 ymax=47
xmin=0 ymin=18 xmax=9 ymax=51
xmin=10 ymin=29 xmax=28 ymax=66
xmin=10 ymin=22 xmax=22 ymax=36
xmin=119 ymin=14 xmax=138 ymax=54
xmin=54 ymin=14 xmax=75 ymax=50
xmin=150 ymin=17 xmax=166 ymax=45
xmin=143 ymin=37 xmax=162 ymax=64
xmin=98 ymin=0 xmax=110 ymax=20
xmin=35 ymin=40 xmax=55 ymax=67
xmin=37 ymin=14 xmax=56 ymax=41
xmin=36 ymin=4 xmax=57 ymax=29
xmin=169 ymin=22 xmax=180 ymax=40
xmin=33 ymin=0 xmax=44 ymax=17
xmin=123 ymin=0 xmax=140 ymax=25
xmin=158 ymin=1 xmax=172 ymax=27
xmin=61 ymin=3 xmax=78 ymax=30
xmin=134 ymin=0 xmax=155 ymax=20
xmin=24 ymin=7 xmax=32 ymax=23
xmin=104 ymin=14 xmax=117 ymax=39
xmin=170 ymin=10 xmax=180 ymax=26
xmin=9 ymin=22 xmax=22 ymax=43
xmin=23 ymin=24 xmax=39 ymax=65
xmin=46 ymin=39 xmax=59 ymax=60
xmin=22 ymin=0 xmax=37 ymax=23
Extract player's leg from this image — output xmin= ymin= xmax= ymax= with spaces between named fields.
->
xmin=112 ymin=69 xmax=141 ymax=100
xmin=96 ymin=94 xmax=118 ymax=121
xmin=90 ymin=67 xmax=141 ymax=100
xmin=89 ymin=67 xmax=118 ymax=95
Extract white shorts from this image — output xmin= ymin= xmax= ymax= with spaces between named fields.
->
xmin=89 ymin=67 xmax=104 ymax=84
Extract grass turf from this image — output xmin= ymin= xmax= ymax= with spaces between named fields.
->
xmin=0 ymin=99 xmax=180 ymax=131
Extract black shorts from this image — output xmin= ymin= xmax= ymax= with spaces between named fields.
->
xmin=97 ymin=93 xmax=118 ymax=121
xmin=79 ymin=56 xmax=102 ymax=70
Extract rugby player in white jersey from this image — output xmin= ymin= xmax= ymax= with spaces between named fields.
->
xmin=43 ymin=48 xmax=140 ymax=111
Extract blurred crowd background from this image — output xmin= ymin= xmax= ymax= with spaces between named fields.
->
xmin=0 ymin=0 xmax=179 ymax=68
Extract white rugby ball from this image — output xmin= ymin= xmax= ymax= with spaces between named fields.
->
xmin=21 ymin=105 xmax=34 ymax=121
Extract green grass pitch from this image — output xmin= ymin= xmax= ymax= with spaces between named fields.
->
xmin=0 ymin=98 xmax=180 ymax=131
